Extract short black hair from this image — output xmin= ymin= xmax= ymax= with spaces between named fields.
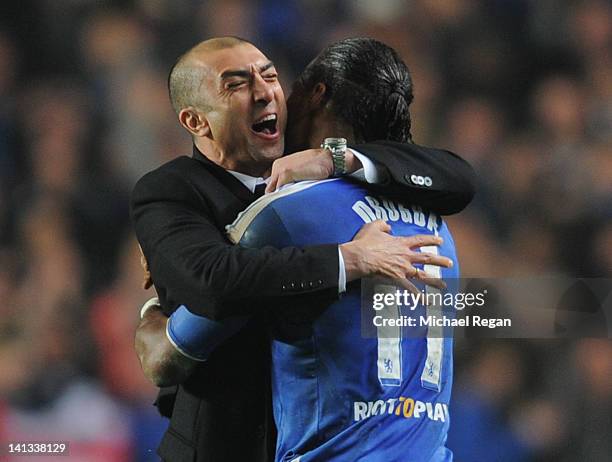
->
xmin=298 ymin=37 xmax=414 ymax=143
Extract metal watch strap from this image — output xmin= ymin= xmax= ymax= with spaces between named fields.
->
xmin=321 ymin=137 xmax=348 ymax=177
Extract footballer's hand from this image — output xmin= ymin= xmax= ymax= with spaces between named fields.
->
xmin=265 ymin=148 xmax=361 ymax=193
xmin=135 ymin=304 xmax=196 ymax=387
xmin=339 ymin=220 xmax=452 ymax=290
xmin=139 ymin=245 xmax=153 ymax=290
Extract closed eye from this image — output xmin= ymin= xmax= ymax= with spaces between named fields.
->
xmin=227 ymin=81 xmax=246 ymax=90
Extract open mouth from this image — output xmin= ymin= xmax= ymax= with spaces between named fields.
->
xmin=251 ymin=113 xmax=278 ymax=137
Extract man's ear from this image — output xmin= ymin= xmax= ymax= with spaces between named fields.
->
xmin=178 ymin=107 xmax=211 ymax=138
xmin=310 ymin=83 xmax=327 ymax=108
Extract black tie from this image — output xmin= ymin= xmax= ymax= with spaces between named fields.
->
xmin=254 ymin=183 xmax=266 ymax=198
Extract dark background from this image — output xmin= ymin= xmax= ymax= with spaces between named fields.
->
xmin=0 ymin=1 xmax=610 ymax=460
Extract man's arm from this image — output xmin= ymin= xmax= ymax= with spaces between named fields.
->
xmin=266 ymin=141 xmax=476 ymax=215
xmin=136 ymin=301 xmax=250 ymax=387
xmin=132 ymin=167 xmax=339 ymax=320
xmin=135 ymin=220 xmax=453 ymax=388
xmin=351 ymin=141 xmax=476 ymax=214
xmin=133 ymin=167 xmax=447 ymax=320
xmin=135 ymin=305 xmax=195 ymax=387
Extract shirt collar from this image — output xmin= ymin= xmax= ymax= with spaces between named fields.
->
xmin=192 ymin=145 xmax=267 ymax=193
xmin=227 ymin=170 xmax=267 ymax=193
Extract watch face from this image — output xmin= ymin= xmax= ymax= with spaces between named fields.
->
xmin=321 ymin=138 xmax=347 ymax=176
xmin=323 ymin=137 xmax=347 ymax=150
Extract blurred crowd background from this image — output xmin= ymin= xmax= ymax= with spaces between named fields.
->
xmin=0 ymin=0 xmax=610 ymax=461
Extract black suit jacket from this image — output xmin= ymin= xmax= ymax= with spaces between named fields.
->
xmin=130 ymin=142 xmax=475 ymax=462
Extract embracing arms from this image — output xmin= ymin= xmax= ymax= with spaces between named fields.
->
xmin=266 ymin=141 xmax=476 ymax=215
xmin=135 ymin=221 xmax=452 ymax=387
xmin=132 ymin=165 xmax=453 ymax=321
xmin=132 ymin=141 xmax=473 ymax=388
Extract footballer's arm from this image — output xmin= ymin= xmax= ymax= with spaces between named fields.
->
xmin=135 ymin=301 xmax=249 ymax=387
xmin=135 ymin=305 xmax=195 ymax=387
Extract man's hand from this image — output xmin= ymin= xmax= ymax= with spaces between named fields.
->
xmin=339 ymin=220 xmax=453 ymax=289
xmin=135 ymin=304 xmax=196 ymax=387
xmin=266 ymin=148 xmax=362 ymax=193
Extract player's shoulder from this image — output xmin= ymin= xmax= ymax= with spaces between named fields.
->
xmin=241 ymin=178 xmax=345 ymax=214
xmin=274 ymin=177 xmax=362 ymax=200
xmin=137 ymin=155 xmax=200 ymax=186
xmin=131 ymin=155 xmax=204 ymax=205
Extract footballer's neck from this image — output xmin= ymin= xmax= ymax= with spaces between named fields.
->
xmin=307 ymin=108 xmax=355 ymax=148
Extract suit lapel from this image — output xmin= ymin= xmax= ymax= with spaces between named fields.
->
xmin=192 ymin=146 xmax=255 ymax=205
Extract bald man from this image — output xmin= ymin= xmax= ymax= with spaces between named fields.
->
xmin=131 ymin=36 xmax=474 ymax=462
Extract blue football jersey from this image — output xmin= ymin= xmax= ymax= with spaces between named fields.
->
xmin=227 ymin=178 xmax=459 ymax=462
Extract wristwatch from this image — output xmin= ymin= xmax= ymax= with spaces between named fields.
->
xmin=321 ymin=137 xmax=348 ymax=177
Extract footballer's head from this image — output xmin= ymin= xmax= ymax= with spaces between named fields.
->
xmin=285 ymin=37 xmax=414 ymax=152
xmin=169 ymin=37 xmax=287 ymax=176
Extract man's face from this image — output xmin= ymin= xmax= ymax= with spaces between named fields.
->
xmin=199 ymin=43 xmax=287 ymax=170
